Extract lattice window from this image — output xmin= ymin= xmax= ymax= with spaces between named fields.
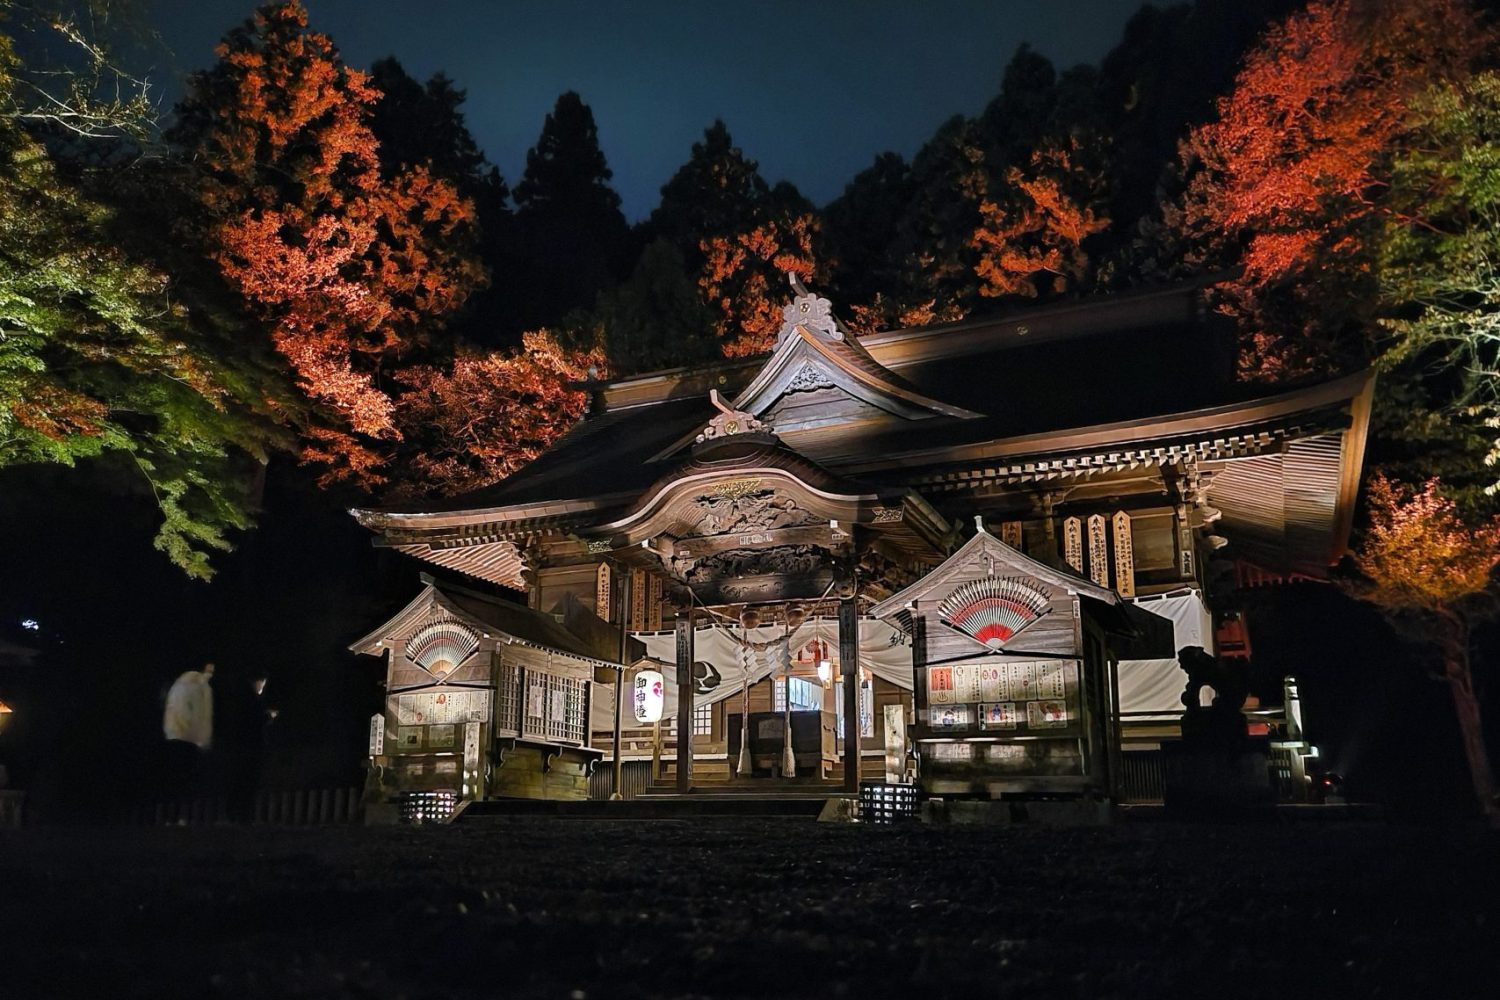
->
xmin=523 ymin=672 xmax=546 ymax=738
xmin=692 ymin=701 xmax=713 ymax=736
xmin=774 ymin=677 xmax=822 ymax=712
xmin=495 ymin=660 xmax=521 ymax=734
xmin=524 ymin=671 xmax=588 ymax=745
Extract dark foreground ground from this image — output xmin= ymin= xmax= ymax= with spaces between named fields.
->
xmin=1 ymin=817 xmax=1496 ymax=999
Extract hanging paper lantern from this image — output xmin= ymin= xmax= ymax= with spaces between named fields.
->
xmin=633 ymin=668 xmax=665 ymax=723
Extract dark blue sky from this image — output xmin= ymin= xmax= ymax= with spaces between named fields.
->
xmin=152 ymin=1 xmax=1152 ymax=220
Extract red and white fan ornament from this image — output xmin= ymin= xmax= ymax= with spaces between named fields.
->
xmin=937 ymin=576 xmax=1050 ymax=648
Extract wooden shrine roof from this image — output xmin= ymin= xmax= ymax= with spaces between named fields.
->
xmin=871 ymin=524 xmax=1118 ymax=617
xmin=352 ymin=281 xmax=1374 ymax=587
xmin=349 ymin=579 xmax=623 ymax=667
xmin=363 ymin=283 xmax=1231 ymax=518
xmin=869 ymin=525 xmax=1177 ymax=658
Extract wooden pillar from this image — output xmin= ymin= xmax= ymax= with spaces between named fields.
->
xmin=611 ymin=567 xmax=631 ymax=800
xmin=1039 ymin=493 xmax=1059 ymax=567
xmin=675 ymin=608 xmax=694 ymax=793
xmin=651 ymin=719 xmax=663 ymax=782
xmin=839 ymin=594 xmax=861 ymax=793
xmin=911 ymin=614 xmax=927 ymax=775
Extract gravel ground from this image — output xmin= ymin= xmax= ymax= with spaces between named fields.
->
xmin=1 ymin=817 xmax=1495 ymax=999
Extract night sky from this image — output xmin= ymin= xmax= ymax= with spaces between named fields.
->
xmin=149 ymin=0 xmax=1150 ymax=219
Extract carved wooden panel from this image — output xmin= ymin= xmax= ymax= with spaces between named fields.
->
xmin=673 ymin=524 xmax=833 ymax=560
xmin=689 ymin=488 xmax=819 ymax=537
xmin=688 ymin=569 xmax=837 ymax=606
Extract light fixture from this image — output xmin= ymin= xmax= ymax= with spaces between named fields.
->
xmin=816 ymin=659 xmax=832 ymax=684
xmin=632 ymin=668 xmax=665 ymax=723
xmin=1205 ymin=534 xmax=1230 ymax=550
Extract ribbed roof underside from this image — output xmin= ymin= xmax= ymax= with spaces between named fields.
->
xmin=393 ymin=541 xmax=525 ymax=590
xmin=1208 ymin=432 xmax=1345 ymax=573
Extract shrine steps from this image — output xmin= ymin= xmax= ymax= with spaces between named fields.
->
xmin=640 ymin=774 xmax=851 ymax=795
xmin=456 ymin=791 xmax=845 ymax=821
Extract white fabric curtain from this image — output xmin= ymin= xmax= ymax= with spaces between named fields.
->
xmin=1117 ymin=590 xmax=1211 ymax=717
xmin=592 ymin=591 xmax=1207 ymax=727
xmin=618 ymin=618 xmax=912 ymax=721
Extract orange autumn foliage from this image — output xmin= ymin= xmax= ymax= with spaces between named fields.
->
xmin=176 ymin=1 xmax=484 ymax=483
xmin=1178 ymin=0 xmax=1486 ymax=379
xmin=701 ymin=213 xmax=819 ymax=357
xmin=1356 ymin=475 xmax=1500 ymax=612
xmin=390 ymin=332 xmax=605 ymax=500
xmin=843 ymin=294 xmax=959 ymax=337
xmin=973 ymin=144 xmax=1108 ymax=299
xmin=1354 ymin=475 xmax=1500 ymax=824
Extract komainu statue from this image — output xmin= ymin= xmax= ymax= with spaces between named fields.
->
xmin=1178 ymin=645 xmax=1248 ymax=751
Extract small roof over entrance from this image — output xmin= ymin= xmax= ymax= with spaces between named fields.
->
xmin=872 ymin=523 xmax=1176 ymax=660
xmin=350 ymin=579 xmax=624 ymax=667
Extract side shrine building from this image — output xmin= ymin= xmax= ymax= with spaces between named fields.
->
xmin=351 ymin=278 xmax=1372 ymax=810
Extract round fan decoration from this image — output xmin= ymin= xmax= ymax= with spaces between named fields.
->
xmin=406 ymin=618 xmax=480 ymax=678
xmin=938 ymin=576 xmax=1050 ymax=648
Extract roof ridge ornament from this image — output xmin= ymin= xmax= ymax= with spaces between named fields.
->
xmin=695 ymin=388 xmax=769 ymax=445
xmin=779 ymin=272 xmax=844 ymax=346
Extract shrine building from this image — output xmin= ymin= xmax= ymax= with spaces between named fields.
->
xmin=351 ymin=278 xmax=1371 ymax=809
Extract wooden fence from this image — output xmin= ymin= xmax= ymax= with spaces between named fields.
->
xmin=0 ymin=790 xmax=23 ymax=828
xmin=587 ymin=760 xmax=653 ymax=801
xmin=147 ymin=787 xmax=364 ymax=827
xmin=1116 ymin=750 xmax=1167 ymax=803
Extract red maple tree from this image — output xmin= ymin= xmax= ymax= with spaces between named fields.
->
xmin=1176 ymin=0 xmax=1486 ymax=379
xmin=391 ymin=332 xmax=605 ymax=499
xmin=973 ymin=143 xmax=1109 ymax=299
xmin=701 ymin=213 xmax=820 ymax=358
xmin=173 ymin=1 xmax=484 ymax=485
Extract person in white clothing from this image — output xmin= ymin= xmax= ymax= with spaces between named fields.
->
xmin=161 ymin=663 xmax=214 ymax=817
xmin=164 ymin=663 xmax=214 ymax=749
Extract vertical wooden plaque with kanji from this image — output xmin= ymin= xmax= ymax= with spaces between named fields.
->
xmin=1087 ymin=514 xmax=1109 ymax=589
xmin=630 ymin=568 xmax=647 ymax=631
xmin=647 ymin=573 xmax=664 ymax=631
xmin=1112 ymin=510 xmax=1135 ymax=598
xmin=1063 ymin=517 xmax=1084 ymax=575
xmin=595 ymin=562 xmax=612 ymax=622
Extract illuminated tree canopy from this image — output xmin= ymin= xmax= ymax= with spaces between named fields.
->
xmin=1174 ymin=0 xmax=1488 ymax=380
xmin=10 ymin=0 xmax=1500 ymax=583
xmin=1353 ymin=475 xmax=1500 ymax=825
xmin=1378 ymin=71 xmax=1500 ymax=502
xmin=0 ymin=17 xmax=301 ymax=579
xmin=171 ymin=0 xmax=485 ymax=486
